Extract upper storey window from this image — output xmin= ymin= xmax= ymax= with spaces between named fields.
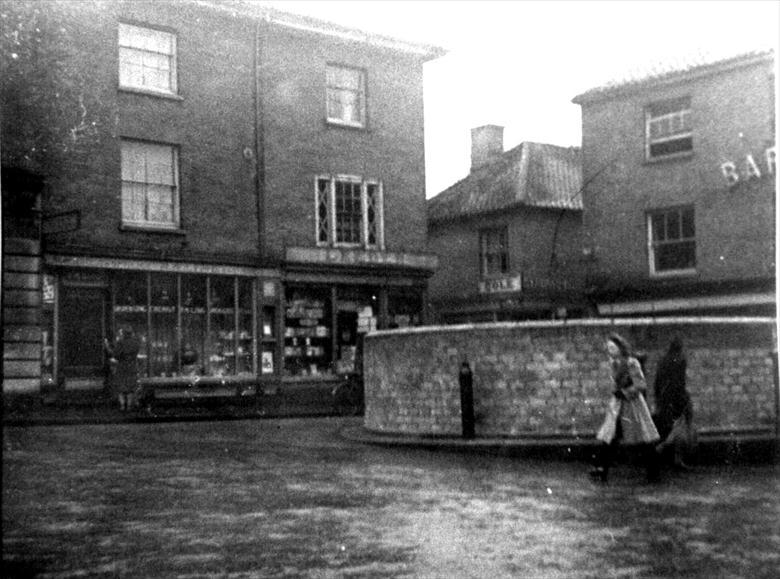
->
xmin=326 ymin=65 xmax=366 ymax=127
xmin=119 ymin=23 xmax=177 ymax=95
xmin=480 ymin=228 xmax=509 ymax=277
xmin=316 ymin=175 xmax=383 ymax=248
xmin=645 ymin=97 xmax=692 ymax=160
xmin=121 ymin=140 xmax=179 ymax=230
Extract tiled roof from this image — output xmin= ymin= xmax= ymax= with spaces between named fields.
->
xmin=427 ymin=142 xmax=582 ymax=225
xmin=572 ymin=49 xmax=775 ymax=104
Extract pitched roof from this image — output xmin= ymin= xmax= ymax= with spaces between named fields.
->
xmin=427 ymin=142 xmax=582 ymax=225
xmin=572 ymin=49 xmax=775 ymax=104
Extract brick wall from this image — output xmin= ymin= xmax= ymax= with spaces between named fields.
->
xmin=579 ymin=58 xmax=775 ymax=288
xmin=363 ymin=318 xmax=777 ymax=437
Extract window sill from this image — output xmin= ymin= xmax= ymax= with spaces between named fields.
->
xmin=649 ymin=268 xmax=697 ymax=278
xmin=325 ymin=119 xmax=368 ymax=132
xmin=120 ymin=223 xmax=187 ymax=236
xmin=119 ymin=86 xmax=183 ymax=101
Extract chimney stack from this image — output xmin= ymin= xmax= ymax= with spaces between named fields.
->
xmin=471 ymin=125 xmax=504 ymax=171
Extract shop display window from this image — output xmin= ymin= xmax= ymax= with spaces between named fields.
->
xmin=150 ymin=274 xmax=177 ymax=377
xmin=284 ymin=287 xmax=332 ymax=377
xmin=236 ymin=278 xmax=255 ymax=375
xmin=113 ymin=271 xmax=149 ymax=377
xmin=180 ymin=275 xmax=206 ymax=376
xmin=261 ymin=304 xmax=276 ymax=374
xmin=110 ymin=271 xmax=257 ymax=379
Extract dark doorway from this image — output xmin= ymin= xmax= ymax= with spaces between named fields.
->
xmin=60 ymin=286 xmax=107 ymax=378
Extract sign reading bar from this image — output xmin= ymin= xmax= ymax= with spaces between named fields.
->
xmin=478 ymin=275 xmax=522 ymax=295
xmin=720 ymin=145 xmax=775 ymax=187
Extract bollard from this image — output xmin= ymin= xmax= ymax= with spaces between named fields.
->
xmin=459 ymin=361 xmax=475 ymax=439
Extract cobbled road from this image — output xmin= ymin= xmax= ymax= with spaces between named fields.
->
xmin=3 ymin=417 xmax=779 ymax=578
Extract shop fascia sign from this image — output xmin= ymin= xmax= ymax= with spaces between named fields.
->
xmin=478 ymin=274 xmax=522 ymax=295
xmin=286 ymin=247 xmax=438 ymax=270
xmin=719 ymin=144 xmax=776 ymax=187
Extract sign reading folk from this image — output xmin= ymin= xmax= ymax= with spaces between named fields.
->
xmin=478 ymin=275 xmax=522 ymax=295
xmin=720 ymin=146 xmax=776 ymax=187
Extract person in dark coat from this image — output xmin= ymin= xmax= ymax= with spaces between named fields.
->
xmin=105 ymin=327 xmax=141 ymax=411
xmin=653 ymin=336 xmax=693 ymax=469
xmin=590 ymin=333 xmax=661 ymax=483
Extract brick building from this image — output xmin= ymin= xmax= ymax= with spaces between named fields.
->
xmin=1 ymin=0 xmax=442 ymax=398
xmin=572 ymin=50 xmax=776 ymax=317
xmin=426 ymin=125 xmax=585 ymax=323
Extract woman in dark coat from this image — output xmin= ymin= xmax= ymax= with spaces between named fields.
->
xmin=105 ymin=327 xmax=141 ymax=411
xmin=653 ymin=336 xmax=693 ymax=469
xmin=590 ymin=333 xmax=661 ymax=482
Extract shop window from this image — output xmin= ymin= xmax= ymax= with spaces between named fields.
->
xmin=284 ymin=287 xmax=332 ymax=377
xmin=326 ymin=64 xmax=366 ymax=127
xmin=119 ymin=23 xmax=177 ymax=95
xmin=110 ymin=272 xmax=256 ymax=378
xmin=480 ymin=227 xmax=508 ymax=277
xmin=180 ymin=275 xmax=206 ymax=375
xmin=121 ymin=140 xmax=179 ymax=229
xmin=645 ymin=96 xmax=692 ymax=160
xmin=315 ymin=175 xmax=383 ymax=248
xmin=647 ymin=206 xmax=696 ymax=275
xmin=150 ymin=273 xmax=176 ymax=377
xmin=113 ymin=271 xmax=149 ymax=377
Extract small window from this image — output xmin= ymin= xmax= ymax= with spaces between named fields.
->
xmin=645 ymin=97 xmax=692 ymax=160
xmin=121 ymin=140 xmax=179 ymax=229
xmin=119 ymin=23 xmax=177 ymax=95
xmin=326 ymin=65 xmax=366 ymax=127
xmin=316 ymin=175 xmax=383 ymax=248
xmin=480 ymin=228 xmax=509 ymax=277
xmin=647 ymin=206 xmax=696 ymax=275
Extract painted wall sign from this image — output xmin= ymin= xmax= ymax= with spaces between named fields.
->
xmin=478 ymin=275 xmax=522 ymax=294
xmin=720 ymin=146 xmax=776 ymax=186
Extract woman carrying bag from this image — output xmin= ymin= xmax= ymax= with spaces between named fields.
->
xmin=590 ymin=333 xmax=661 ymax=483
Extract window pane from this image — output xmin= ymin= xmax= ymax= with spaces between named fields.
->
xmin=656 ymin=240 xmax=696 ymax=271
xmin=681 ymin=208 xmax=695 ymax=238
xmin=180 ymin=275 xmax=206 ymax=375
xmin=651 ymin=213 xmax=666 ymax=242
xmin=667 ymin=210 xmax=681 ymax=240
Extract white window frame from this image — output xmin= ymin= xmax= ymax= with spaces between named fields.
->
xmin=647 ymin=206 xmax=696 ymax=277
xmin=645 ymin=97 xmax=692 ymax=161
xmin=479 ymin=227 xmax=509 ymax=277
xmin=121 ymin=140 xmax=180 ymax=230
xmin=118 ymin=23 xmax=177 ymax=96
xmin=315 ymin=175 xmax=384 ymax=249
xmin=326 ymin=64 xmax=366 ymax=128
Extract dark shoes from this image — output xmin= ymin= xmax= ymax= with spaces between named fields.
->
xmin=589 ymin=467 xmax=608 ymax=482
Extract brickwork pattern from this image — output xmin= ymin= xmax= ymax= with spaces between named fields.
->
xmin=364 ymin=319 xmax=777 ymax=437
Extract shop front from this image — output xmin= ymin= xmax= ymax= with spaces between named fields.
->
xmin=43 ymin=248 xmax=435 ymax=410
xmin=43 ymin=256 xmax=279 ymax=403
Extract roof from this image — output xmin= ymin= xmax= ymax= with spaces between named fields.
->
xmin=190 ymin=1 xmax=446 ymax=61
xmin=572 ymin=49 xmax=775 ymax=104
xmin=427 ymin=142 xmax=583 ymax=225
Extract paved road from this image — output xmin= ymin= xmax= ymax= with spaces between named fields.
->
xmin=3 ymin=417 xmax=779 ymax=578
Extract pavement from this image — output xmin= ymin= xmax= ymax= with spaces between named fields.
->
xmin=4 ymin=387 xmax=777 ymax=466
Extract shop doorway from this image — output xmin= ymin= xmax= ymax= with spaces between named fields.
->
xmin=60 ymin=285 xmax=107 ymax=386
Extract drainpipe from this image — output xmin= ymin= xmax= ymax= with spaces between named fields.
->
xmin=254 ymin=18 xmax=267 ymax=264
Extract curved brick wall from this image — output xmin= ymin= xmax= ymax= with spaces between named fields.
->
xmin=363 ymin=318 xmax=777 ymax=437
